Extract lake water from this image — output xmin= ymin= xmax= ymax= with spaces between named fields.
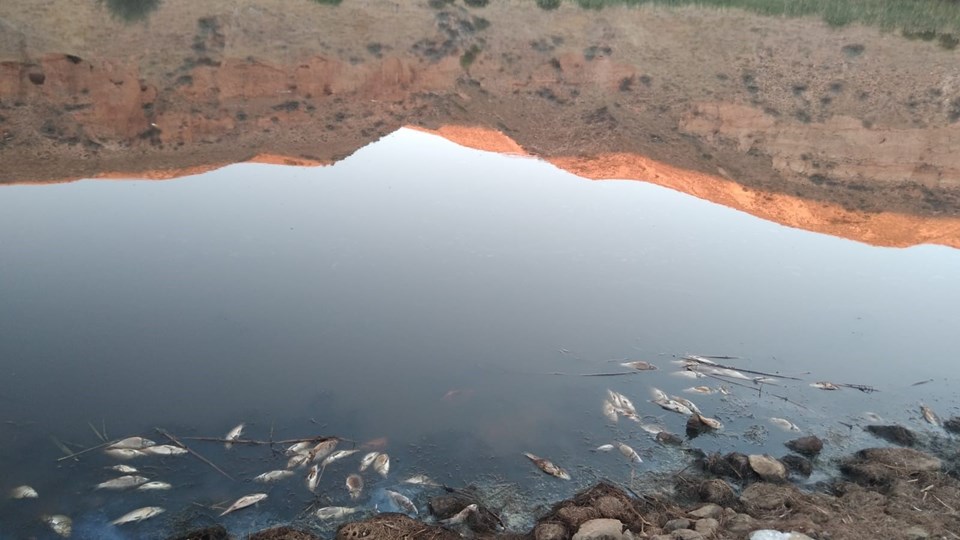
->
xmin=1 ymin=128 xmax=958 ymax=538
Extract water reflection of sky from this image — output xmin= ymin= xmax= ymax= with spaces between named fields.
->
xmin=0 ymin=128 xmax=958 ymax=537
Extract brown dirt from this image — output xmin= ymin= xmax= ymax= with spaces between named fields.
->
xmin=1 ymin=0 xmax=958 ymax=249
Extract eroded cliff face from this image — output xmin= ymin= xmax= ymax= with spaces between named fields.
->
xmin=0 ymin=0 xmax=958 ymax=247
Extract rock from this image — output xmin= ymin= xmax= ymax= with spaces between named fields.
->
xmin=168 ymin=526 xmax=229 ymax=540
xmin=702 ymin=452 xmax=754 ymax=480
xmin=698 ymin=479 xmax=736 ymax=506
xmin=694 ymin=518 xmax=719 ymax=536
xmin=856 ymin=447 xmax=941 ymax=472
xmin=686 ymin=415 xmax=712 ymax=437
xmin=664 ymin=518 xmax=691 ymax=532
xmin=656 ymin=431 xmax=684 ymax=446
xmin=536 ymin=522 xmax=570 ymax=540
xmin=725 ymin=513 xmax=756 ymax=534
xmin=904 ymin=525 xmax=930 ymax=540
xmin=944 ymin=417 xmax=960 ymax=434
xmin=865 ymin=425 xmax=917 ymax=446
xmin=748 ymin=454 xmax=787 ymax=482
xmin=595 ymin=496 xmax=626 ymax=519
xmin=687 ymin=503 xmax=722 ymax=520
xmin=672 ymin=529 xmax=704 ymax=540
xmin=572 ymin=518 xmax=624 ymax=540
xmin=249 ymin=527 xmax=320 ymax=540
xmin=556 ymin=506 xmax=601 ymax=529
xmin=429 ymin=493 xmax=472 ymax=519
xmin=740 ymin=483 xmax=793 ymax=513
xmin=781 ymin=454 xmax=813 ymax=477
xmin=784 ymin=435 xmax=823 ymax=457
xmin=651 ymin=536 xmax=673 ymax=540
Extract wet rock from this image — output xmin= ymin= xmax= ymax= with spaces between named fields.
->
xmin=944 ymin=417 xmax=960 ymax=434
xmin=686 ymin=415 xmax=714 ymax=437
xmin=536 ymin=522 xmax=570 ymax=540
xmin=748 ymin=454 xmax=787 ymax=482
xmin=694 ymin=518 xmax=719 ymax=536
xmin=702 ymin=451 xmax=755 ymax=480
xmin=904 ymin=525 xmax=930 ymax=540
xmin=687 ymin=503 xmax=722 ymax=520
xmin=698 ymin=479 xmax=736 ymax=506
xmin=572 ymin=518 xmax=625 ymax=540
xmin=784 ymin=435 xmax=823 ymax=457
xmin=595 ymin=496 xmax=626 ymax=519
xmin=664 ymin=518 xmax=691 ymax=532
xmin=656 ymin=431 xmax=684 ymax=446
xmin=168 ymin=526 xmax=229 ymax=540
xmin=781 ymin=454 xmax=813 ymax=478
xmin=556 ymin=506 xmax=601 ymax=529
xmin=725 ymin=513 xmax=756 ymax=534
xmin=740 ymin=483 xmax=793 ymax=513
xmin=429 ymin=493 xmax=473 ymax=519
xmin=466 ymin=505 xmax=502 ymax=534
xmin=249 ymin=527 xmax=320 ymax=540
xmin=672 ymin=530 xmax=704 ymax=540
xmin=865 ymin=425 xmax=917 ymax=446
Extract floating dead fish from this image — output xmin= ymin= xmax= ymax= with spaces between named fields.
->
xmin=606 ymin=389 xmax=637 ymax=416
xmin=650 ymin=387 xmax=669 ymax=402
xmin=136 ymin=482 xmax=172 ymax=491
xmin=107 ymin=465 xmax=138 ymax=474
xmin=219 ymin=493 xmax=267 ymax=517
xmin=143 ymin=444 xmax=188 ymax=456
xmin=285 ymin=441 xmax=313 ymax=456
xmin=359 ymin=451 xmax=380 ymax=472
xmin=224 ymin=424 xmax=244 ymax=450
xmin=346 ymin=474 xmax=363 ymax=500
xmin=671 ymin=396 xmax=702 ymax=415
xmin=309 ymin=439 xmax=339 ymax=462
xmin=403 ymin=474 xmax=441 ymax=487
xmin=321 ymin=449 xmax=359 ymax=468
xmin=683 ymin=355 xmax=719 ymax=365
xmin=672 ymin=369 xmax=706 ymax=380
xmin=105 ymin=448 xmax=147 ymax=460
xmin=687 ymin=413 xmax=723 ymax=435
xmin=695 ymin=414 xmax=723 ymax=430
xmin=594 ymin=444 xmax=615 ymax=452
xmin=108 ymin=437 xmax=155 ymax=450
xmin=315 ymin=506 xmax=359 ymax=520
xmin=111 ymin=506 xmax=165 ymax=525
xmin=921 ymin=405 xmax=942 ymax=426
xmin=684 ymin=386 xmax=715 ymax=394
xmin=862 ymin=412 xmax=883 ymax=423
xmin=811 ymin=382 xmax=839 ymax=391
xmin=254 ymin=470 xmax=294 ymax=483
xmin=718 ymin=385 xmax=731 ymax=395
xmin=770 ymin=418 xmax=801 ymax=432
xmin=287 ymin=453 xmax=311 ymax=469
xmin=752 ymin=376 xmax=779 ymax=384
xmin=373 ymin=453 xmax=390 ymax=478
xmin=602 ymin=400 xmax=618 ymax=423
xmin=620 ymin=361 xmax=657 ymax=371
xmin=440 ymin=503 xmax=478 ymax=526
xmin=43 ymin=515 xmax=72 ymax=538
xmin=10 ymin=485 xmax=38 ymax=499
xmin=616 ymin=442 xmax=643 ymax=464
xmin=306 ymin=465 xmax=320 ymax=493
xmin=653 ymin=397 xmax=693 ymax=416
xmin=385 ymin=490 xmax=418 ymax=515
xmin=96 ymin=476 xmax=149 ymax=490
xmin=638 ymin=423 xmax=665 ymax=435
xmin=523 ymin=452 xmax=571 ymax=480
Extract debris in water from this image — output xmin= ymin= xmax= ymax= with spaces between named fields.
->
xmin=95 ymin=475 xmax=149 ymax=490
xmin=111 ymin=506 xmax=165 ymax=525
xmin=255 ymin=470 xmax=294 ymax=483
xmin=770 ymin=418 xmax=801 ymax=432
xmin=385 ymin=490 xmax=418 ymax=515
xmin=523 ymin=452 xmax=571 ymax=480
xmin=315 ymin=506 xmax=359 ymax=520
xmin=43 ymin=514 xmax=72 ymax=538
xmin=811 ymin=382 xmax=839 ymax=390
xmin=224 ymin=424 xmax=244 ymax=450
xmin=346 ymin=474 xmax=363 ymax=500
xmin=219 ymin=493 xmax=267 ymax=516
xmin=9 ymin=485 xmax=38 ymax=499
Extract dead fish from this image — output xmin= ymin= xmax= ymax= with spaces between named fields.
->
xmin=602 ymin=400 xmax=618 ymax=423
xmin=136 ymin=482 xmax=172 ymax=491
xmin=403 ymin=474 xmax=441 ymax=487
xmin=43 ymin=515 xmax=72 ymax=538
xmin=107 ymin=465 xmax=138 ymax=474
xmin=10 ymin=485 xmax=38 ymax=499
xmin=111 ymin=506 xmax=165 ymax=525
xmin=650 ymin=387 xmax=669 ymax=402
xmin=224 ymin=424 xmax=244 ymax=450
xmin=346 ymin=474 xmax=363 ymax=500
xmin=594 ymin=444 xmax=615 ymax=452
xmin=142 ymin=444 xmax=187 ymax=456
xmin=108 ymin=437 xmax=155 ymax=450
xmin=606 ymin=389 xmax=637 ymax=416
xmin=373 ymin=453 xmax=390 ymax=478
xmin=653 ymin=397 xmax=693 ymax=416
xmin=315 ymin=506 xmax=359 ymax=520
xmin=683 ymin=355 xmax=719 ymax=365
xmin=219 ymin=493 xmax=267 ymax=517
xmin=921 ymin=405 xmax=942 ymax=426
xmin=359 ymin=451 xmax=380 ymax=472
xmin=95 ymin=475 xmax=149 ymax=490
xmin=671 ymin=396 xmax=702 ymax=415
xmin=285 ymin=441 xmax=314 ymax=456
xmin=638 ymin=423 xmax=665 ymax=435
xmin=671 ymin=370 xmax=705 ymax=379
xmin=811 ymin=382 xmax=839 ymax=390
xmin=306 ymin=465 xmax=320 ymax=493
xmin=287 ymin=453 xmax=311 ymax=469
xmin=862 ymin=412 xmax=883 ymax=423
xmin=309 ymin=438 xmax=339 ymax=462
xmin=770 ymin=417 xmax=801 ymax=432
xmin=718 ymin=385 xmax=731 ymax=395
xmin=254 ymin=470 xmax=294 ymax=483
xmin=440 ymin=503 xmax=478 ymax=526
xmin=616 ymin=442 xmax=643 ymax=464
xmin=385 ymin=490 xmax=418 ymax=515
xmin=523 ymin=452 xmax=571 ymax=480
xmin=321 ymin=449 xmax=359 ymax=467
xmin=695 ymin=414 xmax=723 ymax=430
xmin=105 ymin=448 xmax=147 ymax=460
xmin=684 ymin=386 xmax=715 ymax=394
xmin=620 ymin=361 xmax=657 ymax=371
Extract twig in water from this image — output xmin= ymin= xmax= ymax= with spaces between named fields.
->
xmin=56 ymin=438 xmax=116 ymax=462
xmin=579 ymin=371 xmax=641 ymax=377
xmin=87 ymin=422 xmax=106 ymax=442
xmin=156 ymin=428 xmax=234 ymax=482
xmin=684 ymin=356 xmax=802 ymax=381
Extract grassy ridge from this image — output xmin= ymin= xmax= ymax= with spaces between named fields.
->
xmin=556 ymin=0 xmax=960 ymax=33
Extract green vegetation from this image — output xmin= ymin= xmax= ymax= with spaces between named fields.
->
xmin=100 ymin=0 xmax=161 ymax=22
xmin=537 ymin=0 xmax=960 ymax=33
xmin=460 ymin=44 xmax=482 ymax=68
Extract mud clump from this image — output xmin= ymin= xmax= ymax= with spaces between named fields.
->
xmin=784 ymin=435 xmax=823 ymax=457
xmin=336 ymin=513 xmax=458 ymax=540
xmin=249 ymin=527 xmax=320 ymax=540
xmin=865 ymin=424 xmax=918 ymax=446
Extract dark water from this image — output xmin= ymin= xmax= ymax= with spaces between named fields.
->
xmin=1 ymin=129 xmax=958 ymax=538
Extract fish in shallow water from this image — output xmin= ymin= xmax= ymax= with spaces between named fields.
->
xmin=321 ymin=449 xmax=359 ymax=467
xmin=105 ymin=448 xmax=147 ymax=460
xmin=96 ymin=475 xmax=149 ymax=490
xmin=315 ymin=506 xmax=359 ymax=520
xmin=220 ymin=493 xmax=267 ymax=516
xmin=346 ymin=474 xmax=363 ymax=500
xmin=523 ymin=452 xmax=571 ymax=480
xmin=111 ymin=506 xmax=165 ymax=525
xmin=10 ymin=485 xmax=38 ymax=499
xmin=306 ymin=465 xmax=320 ymax=493
xmin=440 ymin=503 xmax=478 ymax=526
xmin=811 ymin=381 xmax=839 ymax=390
xmin=385 ymin=490 xmax=418 ymax=515
xmin=43 ymin=515 xmax=72 ymax=538
xmin=309 ymin=439 xmax=339 ymax=462
xmin=770 ymin=417 xmax=801 ymax=432
xmin=108 ymin=437 xmax=155 ymax=450
xmin=921 ymin=405 xmax=942 ymax=426
xmin=143 ymin=444 xmax=188 ymax=456
xmin=373 ymin=453 xmax=390 ymax=477
xmin=255 ymin=470 xmax=294 ymax=483
xmin=136 ymin=481 xmax=172 ymax=491
xmin=403 ymin=474 xmax=440 ymax=487
xmin=107 ymin=465 xmax=138 ymax=474
xmin=594 ymin=444 xmax=615 ymax=452
xmin=616 ymin=442 xmax=643 ymax=464
xmin=224 ymin=424 xmax=244 ymax=450
xmin=620 ymin=361 xmax=657 ymax=371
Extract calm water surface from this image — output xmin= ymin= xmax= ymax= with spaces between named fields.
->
xmin=1 ymin=129 xmax=958 ymax=538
